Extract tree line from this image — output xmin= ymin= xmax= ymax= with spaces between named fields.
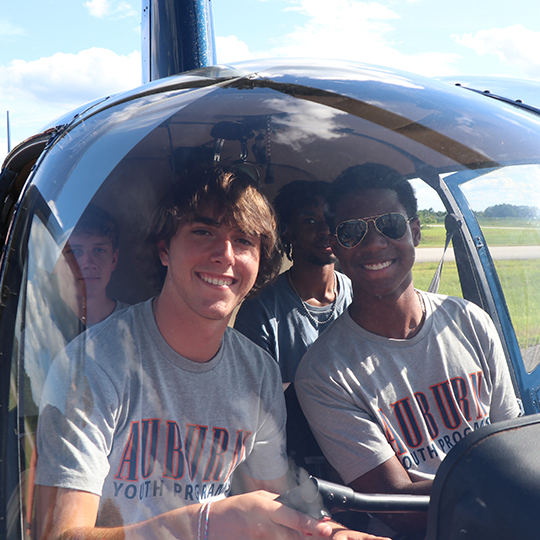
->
xmin=480 ymin=204 xmax=539 ymax=218
xmin=419 ymin=204 xmax=540 ymax=224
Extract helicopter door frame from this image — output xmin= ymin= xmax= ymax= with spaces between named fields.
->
xmin=439 ymin=169 xmax=537 ymax=415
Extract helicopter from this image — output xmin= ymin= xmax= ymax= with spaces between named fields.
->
xmin=2 ymin=1 xmax=540 ymax=539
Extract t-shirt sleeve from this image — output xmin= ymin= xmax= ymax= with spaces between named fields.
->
xmin=234 ymin=298 xmax=277 ymax=359
xmin=295 ymin=346 xmax=396 ymax=485
xmin=35 ymin=337 xmax=119 ymax=495
xmin=237 ymin=350 xmax=288 ymax=481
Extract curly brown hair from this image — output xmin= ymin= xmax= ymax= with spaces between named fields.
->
xmin=327 ymin=163 xmax=418 ymax=232
xmin=145 ymin=166 xmax=281 ymax=298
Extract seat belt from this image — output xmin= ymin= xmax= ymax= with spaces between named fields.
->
xmin=428 ymin=213 xmax=462 ymax=294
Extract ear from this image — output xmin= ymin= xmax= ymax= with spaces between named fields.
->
xmin=111 ymin=249 xmax=119 ymax=272
xmin=281 ymin=223 xmax=294 ymax=244
xmin=329 ymin=234 xmax=341 ymax=258
xmin=410 ymin=217 xmax=422 ymax=247
xmin=157 ymin=240 xmax=170 ymax=266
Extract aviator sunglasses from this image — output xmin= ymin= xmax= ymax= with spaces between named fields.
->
xmin=335 ymin=212 xmax=413 ymax=248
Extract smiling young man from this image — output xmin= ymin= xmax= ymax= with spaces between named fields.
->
xmin=24 ymin=204 xmax=129 ymax=412
xmin=235 ymin=180 xmax=352 ymax=384
xmin=294 ymin=163 xmax=520 ymax=537
xmin=35 ymin=168 xmax=387 ymax=540
xmin=54 ymin=204 xmax=129 ymax=326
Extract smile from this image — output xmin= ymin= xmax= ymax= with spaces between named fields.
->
xmin=198 ymin=273 xmax=235 ymax=286
xmin=362 ymin=260 xmax=393 ymax=271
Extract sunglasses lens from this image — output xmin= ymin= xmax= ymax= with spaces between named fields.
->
xmin=336 ymin=213 xmax=409 ymax=247
xmin=337 ymin=220 xmax=367 ymax=247
xmin=376 ymin=213 xmax=408 ymax=239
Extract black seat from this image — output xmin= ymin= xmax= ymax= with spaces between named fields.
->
xmin=284 ymin=383 xmax=329 ymax=481
xmin=427 ymin=414 xmax=540 ymax=540
xmin=284 ymin=384 xmax=370 ymax=532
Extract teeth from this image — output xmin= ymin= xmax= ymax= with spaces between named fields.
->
xmin=363 ymin=260 xmax=392 ymax=271
xmin=200 ymin=274 xmax=233 ymax=286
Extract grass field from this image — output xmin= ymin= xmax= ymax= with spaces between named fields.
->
xmin=412 ymin=261 xmax=463 ymax=297
xmin=416 ymin=217 xmax=540 ymax=359
xmin=495 ymin=259 xmax=540 ymax=348
xmin=413 ymin=259 xmax=540 ymax=350
xmin=419 ymin=223 xmax=540 ymax=248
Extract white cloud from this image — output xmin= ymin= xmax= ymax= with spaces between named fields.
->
xmin=0 ymin=48 xmax=141 ymax=160
xmin=265 ymin=97 xmax=347 ymax=151
xmin=454 ymin=25 xmax=540 ymax=80
xmin=461 ymin=165 xmax=540 ymax=212
xmin=282 ymin=0 xmax=398 ymax=41
xmin=216 ymin=36 xmax=258 ymax=64
xmin=1 ymin=48 xmax=141 ymax=106
xmin=0 ymin=21 xmax=24 ymax=36
xmin=85 ymin=0 xmax=109 ymax=17
xmin=84 ymin=0 xmax=137 ymax=19
xmin=218 ymin=0 xmax=461 ymax=77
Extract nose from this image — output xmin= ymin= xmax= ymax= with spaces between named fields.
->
xmin=360 ymin=221 xmax=388 ymax=250
xmin=76 ymin=250 xmax=97 ymax=269
xmin=318 ymin=220 xmax=331 ymax=236
xmin=211 ymin=238 xmax=235 ymax=265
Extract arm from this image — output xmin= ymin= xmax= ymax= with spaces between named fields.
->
xmin=36 ymin=485 xmax=389 ymax=540
xmin=348 ymin=456 xmax=431 ymax=534
xmin=209 ymin=490 xmax=391 ymax=540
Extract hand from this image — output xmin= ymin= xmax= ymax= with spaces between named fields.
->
xmin=330 ymin=524 xmax=391 ymax=540
xmin=208 ymin=490 xmax=334 ymax=540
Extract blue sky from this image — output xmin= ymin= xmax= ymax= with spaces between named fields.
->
xmin=2 ymin=0 xmax=540 ymax=162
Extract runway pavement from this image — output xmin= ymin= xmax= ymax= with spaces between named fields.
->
xmin=415 ymin=245 xmax=540 ymax=262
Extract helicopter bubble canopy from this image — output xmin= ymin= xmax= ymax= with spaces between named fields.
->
xmin=12 ymin=58 xmax=540 ymax=388
xmin=4 ymin=59 xmax=540 ymax=539
xmin=29 ymin=59 xmax=540 ymax=240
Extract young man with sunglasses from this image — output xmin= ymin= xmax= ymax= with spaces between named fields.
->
xmin=295 ymin=163 xmax=520 ymax=537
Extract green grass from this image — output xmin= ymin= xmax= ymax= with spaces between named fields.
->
xmin=412 ymin=261 xmax=463 ymax=298
xmin=418 ymin=226 xmax=448 ymax=247
xmin=493 ymin=259 xmax=540 ymax=349
xmin=413 ymin=259 xmax=540 ymax=350
xmin=482 ymin=228 xmax=540 ymax=246
xmin=419 ymin=224 xmax=540 ymax=247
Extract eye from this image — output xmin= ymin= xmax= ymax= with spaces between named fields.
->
xmin=192 ymin=228 xmax=212 ymax=236
xmin=237 ymin=237 xmax=254 ymax=246
xmin=235 ymin=231 xmax=260 ymax=248
xmin=93 ymin=247 xmax=110 ymax=258
xmin=67 ymin=248 xmax=83 ymax=258
xmin=304 ymin=218 xmax=317 ymax=225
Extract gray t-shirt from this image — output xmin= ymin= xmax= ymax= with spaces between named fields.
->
xmin=36 ymin=298 xmax=287 ymax=526
xmin=235 ymin=271 xmax=353 ymax=382
xmin=295 ymin=291 xmax=520 ymax=485
xmin=24 ymin=298 xmax=130 ymax=413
